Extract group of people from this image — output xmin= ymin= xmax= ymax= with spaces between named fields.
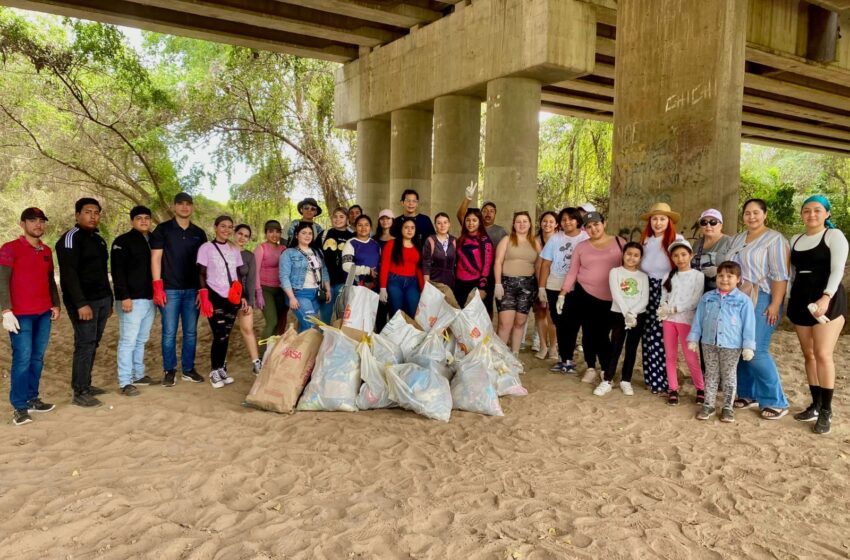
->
xmin=1 ymin=187 xmax=846 ymax=434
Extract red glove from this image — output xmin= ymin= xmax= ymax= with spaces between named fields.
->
xmin=152 ymin=279 xmax=167 ymax=307
xmin=198 ymin=288 xmax=214 ymax=318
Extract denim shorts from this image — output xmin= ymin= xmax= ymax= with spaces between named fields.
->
xmin=497 ymin=275 xmax=536 ymax=314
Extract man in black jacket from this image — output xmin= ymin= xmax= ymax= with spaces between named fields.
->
xmin=55 ymin=198 xmax=113 ymax=407
xmin=111 ymin=206 xmax=157 ymax=397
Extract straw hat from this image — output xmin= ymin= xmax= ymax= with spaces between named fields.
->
xmin=640 ymin=202 xmax=681 ymax=224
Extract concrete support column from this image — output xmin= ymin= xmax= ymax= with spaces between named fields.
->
xmin=390 ymin=108 xmax=433 ymax=215
xmin=609 ymin=0 xmax=747 ymax=236
xmin=484 ymin=77 xmax=542 ymax=226
xmin=356 ymin=118 xmax=391 ymax=219
xmin=432 ymin=95 xmax=481 ymax=233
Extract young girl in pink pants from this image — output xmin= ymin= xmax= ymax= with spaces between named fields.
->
xmin=659 ymin=239 xmax=705 ymax=406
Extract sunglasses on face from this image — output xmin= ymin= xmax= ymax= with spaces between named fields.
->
xmin=699 ymin=219 xmax=720 ymax=227
xmin=302 ymin=206 xmax=317 ymax=211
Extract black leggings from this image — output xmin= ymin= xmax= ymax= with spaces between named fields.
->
xmin=208 ymin=290 xmax=239 ymax=370
xmin=571 ymin=283 xmax=612 ymax=370
xmin=549 ymin=289 xmax=581 ymax=363
xmin=606 ymin=311 xmax=645 ymax=382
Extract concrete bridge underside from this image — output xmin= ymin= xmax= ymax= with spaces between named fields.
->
xmin=3 ymin=0 xmax=850 ymax=233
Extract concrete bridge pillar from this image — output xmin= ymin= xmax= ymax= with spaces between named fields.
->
xmin=432 ymin=95 xmax=481 ymax=233
xmin=484 ymin=77 xmax=542 ymax=226
xmin=608 ymin=0 xmax=747 ymax=237
xmin=356 ymin=118 xmax=391 ymax=220
xmin=390 ymin=108 xmax=433 ymax=215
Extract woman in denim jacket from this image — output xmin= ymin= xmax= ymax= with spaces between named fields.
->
xmin=279 ymin=222 xmax=331 ymax=332
xmin=687 ymin=261 xmax=756 ymax=423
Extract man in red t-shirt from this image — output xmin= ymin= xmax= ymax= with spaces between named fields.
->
xmin=0 ymin=207 xmax=61 ymax=426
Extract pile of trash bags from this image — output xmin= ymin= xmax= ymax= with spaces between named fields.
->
xmin=246 ymin=283 xmax=527 ymax=422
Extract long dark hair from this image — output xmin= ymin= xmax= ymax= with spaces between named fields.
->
xmin=391 ymin=216 xmax=418 ymax=265
xmin=537 ymin=211 xmax=558 ymax=245
xmin=460 ymin=208 xmax=485 ymax=244
xmin=663 ymin=244 xmax=693 ymax=292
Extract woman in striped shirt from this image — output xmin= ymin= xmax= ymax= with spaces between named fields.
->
xmin=726 ymin=198 xmax=791 ymax=420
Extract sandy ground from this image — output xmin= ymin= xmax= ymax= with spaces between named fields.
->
xmin=0 ymin=308 xmax=848 ymax=560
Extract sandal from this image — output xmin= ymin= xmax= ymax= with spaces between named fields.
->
xmin=733 ymin=398 xmax=758 ymax=409
xmin=761 ymin=407 xmax=788 ymax=420
xmin=667 ymin=391 xmax=679 ymax=406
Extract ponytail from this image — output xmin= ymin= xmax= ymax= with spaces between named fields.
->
xmin=663 ymin=268 xmax=678 ymax=293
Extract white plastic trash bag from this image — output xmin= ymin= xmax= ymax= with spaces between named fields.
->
xmin=490 ymin=336 xmax=525 ymax=376
xmin=452 ymin=342 xmax=503 ymax=416
xmin=451 ymin=291 xmax=493 ymax=355
xmin=411 ymin=331 xmax=454 ymax=380
xmin=385 ymin=363 xmax=452 ymax=422
xmin=297 ymin=325 xmax=361 ymax=412
xmin=415 ymin=282 xmax=459 ymax=333
xmin=371 ymin=332 xmax=403 ymax=367
xmin=356 ymin=339 xmax=394 ymax=410
xmin=342 ymin=285 xmax=380 ymax=333
xmin=381 ymin=310 xmax=426 ymax=361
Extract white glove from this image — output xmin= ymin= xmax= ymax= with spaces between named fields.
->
xmin=624 ymin=312 xmax=637 ymax=329
xmin=687 ymin=341 xmax=699 ymax=353
xmin=2 ymin=311 xmax=20 ymax=334
xmin=742 ymin=348 xmax=754 ymax=361
xmin=703 ymin=266 xmax=717 ymax=278
xmin=556 ymin=295 xmax=565 ymax=315
xmin=656 ymin=303 xmax=671 ymax=321
xmin=465 ymin=181 xmax=477 ymax=200
xmin=379 ymin=288 xmax=388 ymax=303
xmin=494 ymin=284 xmax=504 ymax=300
xmin=537 ymin=288 xmax=548 ymax=303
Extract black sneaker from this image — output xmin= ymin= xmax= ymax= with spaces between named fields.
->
xmin=72 ymin=393 xmax=103 ymax=408
xmin=87 ymin=386 xmax=107 ymax=396
xmin=121 ymin=384 xmax=140 ymax=397
xmin=27 ymin=398 xmax=55 ymax=413
xmin=13 ymin=408 xmax=32 ymax=426
xmin=813 ymin=409 xmax=832 ymax=434
xmin=162 ymin=370 xmax=176 ymax=387
xmin=133 ymin=375 xmax=157 ymax=386
xmin=794 ymin=404 xmax=819 ymax=422
xmin=181 ymin=369 xmax=203 ymax=383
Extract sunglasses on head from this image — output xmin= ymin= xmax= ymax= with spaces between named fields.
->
xmin=699 ymin=219 xmax=720 ymax=227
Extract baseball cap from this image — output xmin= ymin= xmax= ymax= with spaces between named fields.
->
xmin=668 ymin=238 xmax=693 ymax=254
xmin=378 ymin=209 xmax=394 ymax=220
xmin=583 ymin=211 xmax=604 ymax=223
xmin=173 ymin=192 xmax=193 ymax=204
xmin=21 ymin=207 xmax=48 ymax=221
xmin=130 ymin=205 xmax=152 ymax=219
xmin=699 ymin=208 xmax=723 ymax=223
xmin=580 ymin=203 xmax=596 ymax=213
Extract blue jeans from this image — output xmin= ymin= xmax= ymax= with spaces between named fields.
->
xmin=9 ymin=311 xmax=52 ymax=410
xmin=320 ymin=283 xmax=345 ymax=324
xmin=387 ymin=274 xmax=420 ymax=319
xmin=116 ymin=299 xmax=156 ymax=387
xmin=291 ymin=288 xmax=321 ymax=332
xmin=736 ymin=290 xmax=788 ymax=409
xmin=161 ymin=289 xmax=198 ymax=373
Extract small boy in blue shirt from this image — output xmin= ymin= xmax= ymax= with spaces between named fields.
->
xmin=687 ymin=261 xmax=756 ymax=422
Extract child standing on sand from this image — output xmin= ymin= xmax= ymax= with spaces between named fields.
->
xmin=687 ymin=261 xmax=756 ymax=423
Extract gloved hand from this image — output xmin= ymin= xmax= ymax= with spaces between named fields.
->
xmin=742 ymin=348 xmax=754 ymax=361
xmin=703 ymin=266 xmax=717 ymax=278
xmin=2 ymin=310 xmax=20 ymax=334
xmin=537 ymin=288 xmax=548 ymax=304
xmin=494 ymin=284 xmax=505 ymax=300
xmin=152 ymin=279 xmax=167 ymax=307
xmin=687 ymin=341 xmax=699 ymax=353
xmin=465 ymin=181 xmax=477 ymax=200
xmin=255 ymin=288 xmax=265 ymax=310
xmin=624 ymin=312 xmax=637 ymax=329
xmin=198 ymin=288 xmax=214 ymax=318
xmin=656 ymin=303 xmax=671 ymax=321
xmin=556 ymin=294 xmax=565 ymax=315
xmin=379 ymin=288 xmax=388 ymax=303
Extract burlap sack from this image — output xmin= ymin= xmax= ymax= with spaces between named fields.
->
xmin=246 ymin=327 xmax=323 ymax=413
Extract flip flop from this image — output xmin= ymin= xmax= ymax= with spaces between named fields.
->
xmin=734 ymin=398 xmax=758 ymax=409
xmin=761 ymin=407 xmax=788 ymax=420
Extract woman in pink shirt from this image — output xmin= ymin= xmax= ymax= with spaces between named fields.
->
xmin=556 ymin=212 xmax=625 ymax=384
xmin=254 ymin=220 xmax=287 ymax=340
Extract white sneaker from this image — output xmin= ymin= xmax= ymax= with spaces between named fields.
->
xmin=620 ymin=381 xmax=635 ymax=396
xmin=581 ymin=368 xmax=598 ymax=384
xmin=210 ymin=369 xmax=225 ymax=389
xmin=531 ymin=332 xmax=540 ymax=352
xmin=534 ymin=347 xmax=548 ymax=360
xmin=220 ymin=368 xmax=234 ymax=385
xmin=548 ymin=346 xmax=559 ymax=360
xmin=593 ymin=380 xmax=612 ymax=396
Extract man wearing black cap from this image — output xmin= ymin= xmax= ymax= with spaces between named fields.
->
xmin=1 ymin=208 xmax=60 ymax=425
xmin=55 ymin=198 xmax=113 ymax=407
xmin=150 ymin=192 xmax=207 ymax=387
xmin=286 ymin=197 xmax=324 ymax=249
xmin=111 ymin=206 xmax=157 ymax=396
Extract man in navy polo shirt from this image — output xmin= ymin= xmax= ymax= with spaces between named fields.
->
xmin=1 ymin=207 xmax=60 ymax=425
xmin=150 ymin=192 xmax=207 ymax=387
